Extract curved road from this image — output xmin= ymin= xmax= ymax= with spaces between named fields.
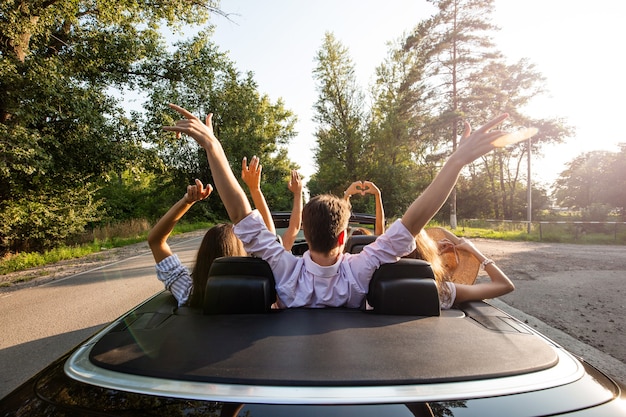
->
xmin=1 ymin=235 xmax=625 ymax=398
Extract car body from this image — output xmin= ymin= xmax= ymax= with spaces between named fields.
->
xmin=1 ymin=218 xmax=625 ymax=416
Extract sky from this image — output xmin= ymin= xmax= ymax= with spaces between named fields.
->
xmin=200 ymin=0 xmax=626 ymax=189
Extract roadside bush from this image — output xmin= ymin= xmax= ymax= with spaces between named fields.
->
xmin=0 ymin=186 xmax=102 ymax=255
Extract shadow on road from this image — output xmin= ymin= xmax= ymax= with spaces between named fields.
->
xmin=0 ymin=324 xmax=105 ymax=398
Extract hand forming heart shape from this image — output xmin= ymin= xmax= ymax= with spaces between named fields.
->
xmin=355 ymin=182 xmax=370 ymax=195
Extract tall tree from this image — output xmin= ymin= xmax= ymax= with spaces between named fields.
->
xmin=0 ymin=0 xmax=222 ymax=253
xmin=402 ymin=0 xmax=572 ymax=225
xmin=308 ymin=32 xmax=366 ymax=197
xmin=464 ymin=59 xmax=571 ymax=219
xmin=405 ymin=0 xmax=501 ymax=228
xmin=139 ymin=34 xmax=298 ymax=219
xmin=366 ymin=37 xmax=435 ymax=217
xmin=554 ymin=150 xmax=622 ymax=214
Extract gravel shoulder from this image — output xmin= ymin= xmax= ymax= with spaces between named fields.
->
xmin=472 ymin=238 xmax=626 ymax=383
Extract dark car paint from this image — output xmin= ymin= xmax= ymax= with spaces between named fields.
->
xmin=1 ymin=347 xmax=624 ymax=416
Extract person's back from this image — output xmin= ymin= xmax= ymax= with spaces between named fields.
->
xmin=234 ymin=193 xmax=416 ymax=308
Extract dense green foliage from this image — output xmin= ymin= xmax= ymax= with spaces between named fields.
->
xmin=554 ymin=146 xmax=626 ymax=219
xmin=0 ymin=0 xmax=297 ymax=255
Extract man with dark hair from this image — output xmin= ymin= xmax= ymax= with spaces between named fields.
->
xmin=164 ymin=104 xmax=509 ymax=309
xmin=301 ymin=194 xmax=351 ymax=254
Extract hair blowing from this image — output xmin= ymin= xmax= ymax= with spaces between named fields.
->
xmin=404 ymin=230 xmax=453 ymax=305
xmin=189 ymin=223 xmax=246 ymax=308
xmin=302 ymin=194 xmax=351 ymax=254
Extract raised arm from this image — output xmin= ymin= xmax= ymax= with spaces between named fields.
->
xmin=147 ymin=179 xmax=212 ymax=263
xmin=452 ymin=238 xmax=515 ymax=303
xmin=401 ymin=114 xmax=509 ymax=236
xmin=282 ymin=170 xmax=303 ymax=251
xmin=241 ymin=156 xmax=276 ymax=234
xmin=362 ymin=181 xmax=385 ymax=235
xmin=163 ymin=104 xmax=251 ymax=224
xmin=343 ymin=181 xmax=363 ymax=201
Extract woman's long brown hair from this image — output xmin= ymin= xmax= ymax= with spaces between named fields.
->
xmin=189 ymin=223 xmax=246 ymax=308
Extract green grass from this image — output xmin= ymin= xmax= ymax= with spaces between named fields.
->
xmin=1 ymin=239 xmax=130 ymax=275
xmin=450 ymin=222 xmax=626 ymax=245
xmin=0 ymin=221 xmax=213 ymax=276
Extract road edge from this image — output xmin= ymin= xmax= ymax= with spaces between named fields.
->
xmin=490 ymin=298 xmax=626 ymax=385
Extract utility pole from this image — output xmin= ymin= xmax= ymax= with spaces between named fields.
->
xmin=527 ymin=137 xmax=532 ymax=233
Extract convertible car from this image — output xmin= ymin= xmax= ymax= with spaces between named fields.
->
xmin=1 ymin=228 xmax=625 ymax=416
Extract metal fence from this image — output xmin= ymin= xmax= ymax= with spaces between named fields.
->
xmin=461 ymin=219 xmax=626 ymax=243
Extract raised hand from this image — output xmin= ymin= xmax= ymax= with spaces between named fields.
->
xmin=184 ymin=179 xmax=213 ymax=204
xmin=241 ymin=156 xmax=262 ymax=191
xmin=163 ymin=103 xmax=252 ymax=224
xmin=453 ymin=113 xmax=509 ymax=165
xmin=288 ymin=170 xmax=302 ymax=195
xmin=361 ymin=181 xmax=380 ymax=197
xmin=344 ymin=181 xmax=363 ymax=199
xmin=163 ymin=104 xmax=217 ymax=149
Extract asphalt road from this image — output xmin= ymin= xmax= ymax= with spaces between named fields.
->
xmin=1 ymin=234 xmax=625 ymax=399
xmin=0 ymin=235 xmax=203 ymax=398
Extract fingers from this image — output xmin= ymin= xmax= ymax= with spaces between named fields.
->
xmin=363 ymin=181 xmax=377 ymax=192
xmin=458 ymin=114 xmax=509 ymax=153
xmin=460 ymin=113 xmax=507 ymax=140
xmin=164 ymin=105 xmax=215 ymax=143
xmin=188 ymin=179 xmax=212 ymax=201
xmin=461 ymin=121 xmax=471 ymax=140
xmin=241 ymin=156 xmax=262 ymax=190
xmin=242 ymin=156 xmax=261 ymax=172
xmin=186 ymin=184 xmax=195 ymax=200
xmin=168 ymin=103 xmax=197 ymax=120
xmin=289 ymin=170 xmax=302 ymax=190
xmin=476 ymin=113 xmax=509 ymax=133
xmin=197 ymin=181 xmax=213 ymax=199
xmin=250 ymin=156 xmax=261 ymax=174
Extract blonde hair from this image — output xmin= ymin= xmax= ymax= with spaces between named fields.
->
xmin=404 ymin=230 xmax=453 ymax=305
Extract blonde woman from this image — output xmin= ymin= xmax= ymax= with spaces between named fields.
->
xmin=406 ymin=228 xmax=515 ymax=309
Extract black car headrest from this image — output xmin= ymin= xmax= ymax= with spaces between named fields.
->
xmin=344 ymin=234 xmax=378 ymax=254
xmin=203 ymin=256 xmax=276 ymax=314
xmin=367 ymin=258 xmax=440 ymax=316
xmin=291 ymin=241 xmax=309 ymax=256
